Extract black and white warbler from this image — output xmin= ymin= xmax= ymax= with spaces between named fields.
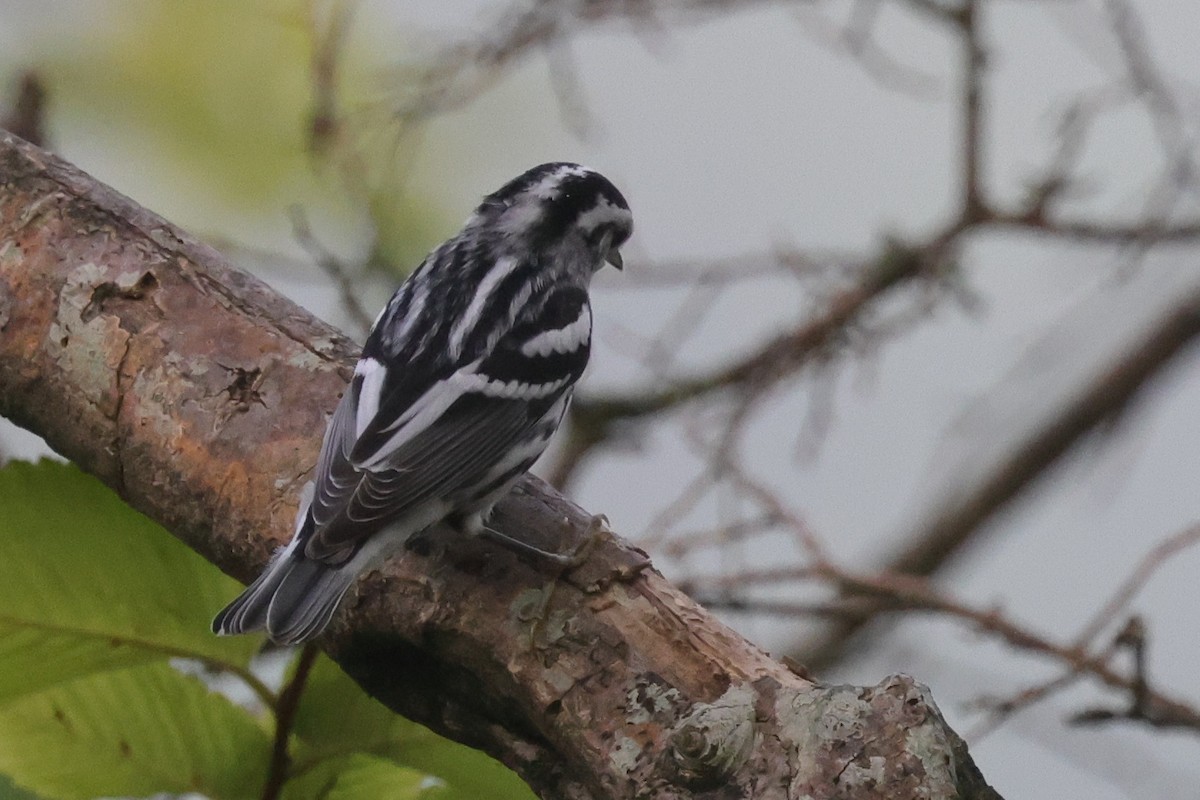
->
xmin=213 ymin=163 xmax=632 ymax=644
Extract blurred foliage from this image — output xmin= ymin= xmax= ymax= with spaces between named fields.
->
xmin=0 ymin=775 xmax=40 ymax=800
xmin=56 ymin=0 xmax=318 ymax=205
xmin=0 ymin=461 xmax=535 ymax=800
xmin=291 ymin=655 xmax=534 ymax=800
xmin=15 ymin=0 xmax=446 ymax=271
xmin=0 ymin=663 xmax=273 ymax=799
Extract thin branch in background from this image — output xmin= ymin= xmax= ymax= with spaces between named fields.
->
xmin=381 ymin=0 xmax=819 ymax=133
xmin=610 ymin=246 xmax=847 ymax=289
xmin=959 ymin=0 xmax=986 ymax=222
xmin=306 ymin=0 xmax=359 ymax=158
xmin=991 ymin=214 xmax=1200 ymax=243
xmin=826 ymin=572 xmax=1200 ymax=734
xmin=636 ymin=465 xmax=721 ymax=551
xmin=2 ymin=70 xmax=47 ymax=147
xmin=971 ymin=615 xmax=1197 ymax=734
xmin=667 ymin=432 xmax=1200 ymax=735
xmin=696 ymin=535 xmax=1200 ymax=736
xmin=966 ymin=667 xmax=1094 ymax=741
xmin=288 ymin=205 xmax=375 ymax=338
xmin=1015 ymin=2 xmax=1200 ymax=247
xmin=717 ymin=458 xmax=830 ymax=561
xmin=1071 ymin=524 xmax=1200 ymax=648
xmin=385 ymin=0 xmax=563 ymax=130
xmin=968 ymin=524 xmax=1200 ymax=736
xmin=1070 ymin=617 xmax=1148 ymax=724
xmin=262 ymin=644 xmax=320 ymax=800
xmin=644 ymin=280 xmax=728 ymax=374
xmin=1104 ymin=0 xmax=1200 ymax=265
xmin=572 ymin=238 xmax=942 ymax=434
xmin=1107 ymin=0 xmax=1195 ymax=183
xmin=889 ymin=286 xmax=1200 ymax=579
xmin=793 ymin=282 xmax=1200 ymax=671
xmin=658 ymin=512 xmax=782 ymax=558
xmin=545 ymin=36 xmax=598 ymax=139
xmin=301 ymin=0 xmax=411 ymax=278
xmin=793 ymin=0 xmax=942 ymax=98
xmin=1066 ymin=617 xmax=1197 ymax=730
xmin=791 ymin=362 xmax=840 ymax=462
xmin=1018 ymin=93 xmax=1101 ymax=220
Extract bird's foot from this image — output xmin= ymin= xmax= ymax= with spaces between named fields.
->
xmin=479 ymin=513 xmax=610 ymax=571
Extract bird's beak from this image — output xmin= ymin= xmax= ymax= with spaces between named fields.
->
xmin=606 ymin=249 xmax=624 ymax=271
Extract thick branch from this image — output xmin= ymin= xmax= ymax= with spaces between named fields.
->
xmin=0 ymin=132 xmax=1000 ymax=800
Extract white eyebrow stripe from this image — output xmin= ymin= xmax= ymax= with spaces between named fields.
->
xmin=520 ymin=305 xmax=591 ymax=358
xmin=449 ymin=256 xmax=522 ymax=358
xmin=575 ymin=197 xmax=630 ymax=234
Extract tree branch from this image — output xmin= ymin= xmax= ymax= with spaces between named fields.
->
xmin=0 ymin=131 xmax=1001 ymax=799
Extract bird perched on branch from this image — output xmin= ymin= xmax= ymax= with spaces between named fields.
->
xmin=213 ymin=162 xmax=632 ymax=644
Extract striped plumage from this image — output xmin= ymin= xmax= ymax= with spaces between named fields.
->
xmin=213 ymin=163 xmax=632 ymax=644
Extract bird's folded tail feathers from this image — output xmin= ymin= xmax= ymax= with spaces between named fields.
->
xmin=211 ymin=545 xmax=360 ymax=646
xmin=265 ymin=555 xmax=358 ymax=645
xmin=212 ymin=486 xmax=360 ymax=646
xmin=210 ymin=547 xmax=291 ymax=637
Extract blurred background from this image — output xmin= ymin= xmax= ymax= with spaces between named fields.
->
xmin=3 ymin=1 xmax=1200 ymax=797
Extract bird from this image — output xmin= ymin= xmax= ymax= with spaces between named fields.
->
xmin=212 ymin=162 xmax=632 ymax=645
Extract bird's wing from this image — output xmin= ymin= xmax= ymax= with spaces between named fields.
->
xmin=303 ymin=286 xmax=593 ymax=562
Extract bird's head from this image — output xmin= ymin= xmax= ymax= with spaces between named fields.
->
xmin=478 ymin=162 xmax=632 ymax=273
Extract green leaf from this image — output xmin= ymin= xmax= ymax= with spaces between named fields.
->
xmin=0 ymin=773 xmax=42 ymax=800
xmin=283 ymin=754 xmax=433 ymax=800
xmin=0 ymin=661 xmax=271 ymax=800
xmin=291 ymin=655 xmax=535 ymax=800
xmin=0 ymin=460 xmax=263 ymax=704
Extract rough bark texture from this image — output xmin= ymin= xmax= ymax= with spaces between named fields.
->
xmin=0 ymin=131 xmax=1003 ymax=800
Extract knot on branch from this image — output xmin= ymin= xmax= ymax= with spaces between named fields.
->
xmin=668 ymin=683 xmax=758 ymax=787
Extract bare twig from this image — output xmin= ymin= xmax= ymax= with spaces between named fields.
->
xmin=969 ymin=524 xmax=1200 ymax=735
xmin=1072 ymin=525 xmax=1200 ymax=648
xmin=959 ymin=0 xmax=986 ymax=223
xmin=792 ymin=0 xmax=942 ymax=97
xmin=683 ymin=453 xmax=1200 ymax=736
xmin=698 ymin=545 xmax=1200 ymax=735
xmin=288 ymin=205 xmax=374 ymax=337
xmin=791 ymin=281 xmax=1200 ymax=669
xmin=572 ymin=238 xmax=943 ymax=434
xmin=262 ymin=644 xmax=320 ymax=800
xmin=2 ymin=70 xmax=47 ymax=147
xmin=306 ymin=0 xmax=359 ymax=158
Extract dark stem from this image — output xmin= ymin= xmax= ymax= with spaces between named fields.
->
xmin=959 ymin=0 xmax=987 ymax=222
xmin=262 ymin=644 xmax=321 ymax=800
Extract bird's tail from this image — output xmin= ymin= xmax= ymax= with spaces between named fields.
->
xmin=211 ymin=546 xmax=358 ymax=645
xmin=211 ymin=490 xmax=359 ymax=645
